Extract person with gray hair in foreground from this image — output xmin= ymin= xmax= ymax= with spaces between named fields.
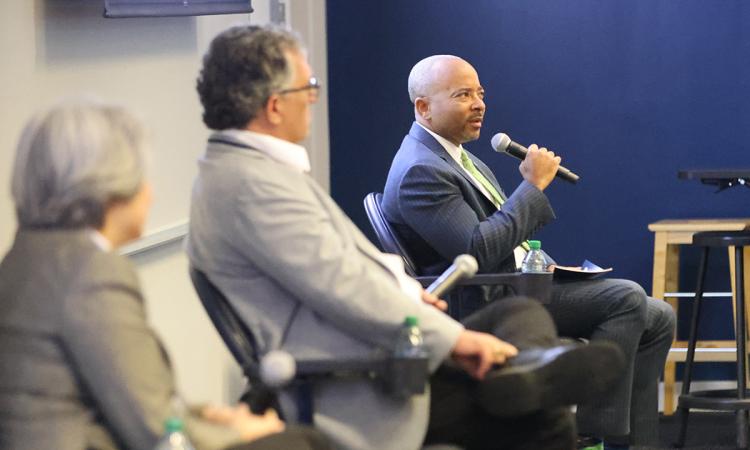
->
xmin=0 ymin=98 xmax=332 ymax=450
xmin=187 ymin=25 xmax=626 ymax=450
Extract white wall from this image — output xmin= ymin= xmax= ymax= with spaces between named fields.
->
xmin=0 ymin=0 xmax=329 ymax=405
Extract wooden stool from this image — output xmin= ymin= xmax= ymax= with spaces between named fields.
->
xmin=649 ymin=218 xmax=750 ymax=415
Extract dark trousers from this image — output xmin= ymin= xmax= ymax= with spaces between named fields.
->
xmin=545 ymin=278 xmax=674 ymax=444
xmin=424 ymin=297 xmax=576 ymax=450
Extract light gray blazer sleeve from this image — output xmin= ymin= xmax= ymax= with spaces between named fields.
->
xmin=228 ymin=170 xmax=463 ymax=370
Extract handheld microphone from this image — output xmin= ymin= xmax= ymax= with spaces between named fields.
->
xmin=491 ymin=133 xmax=580 ymax=184
xmin=246 ymin=350 xmax=296 ymax=414
xmin=260 ymin=350 xmax=297 ymax=387
xmin=426 ymin=254 xmax=478 ymax=298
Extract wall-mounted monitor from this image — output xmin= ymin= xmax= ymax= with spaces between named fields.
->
xmin=104 ymin=0 xmax=253 ymax=18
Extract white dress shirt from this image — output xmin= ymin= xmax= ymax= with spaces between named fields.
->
xmin=88 ymin=229 xmax=112 ymax=252
xmin=221 ymin=129 xmax=312 ymax=173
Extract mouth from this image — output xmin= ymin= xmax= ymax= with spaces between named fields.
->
xmin=469 ymin=117 xmax=483 ymax=128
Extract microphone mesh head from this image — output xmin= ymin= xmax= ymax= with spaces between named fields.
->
xmin=454 ymin=254 xmax=478 ymax=277
xmin=260 ymin=350 xmax=296 ymax=388
xmin=491 ymin=133 xmax=512 ymax=153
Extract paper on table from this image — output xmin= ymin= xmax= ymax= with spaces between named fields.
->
xmin=553 ymin=259 xmax=613 ymax=280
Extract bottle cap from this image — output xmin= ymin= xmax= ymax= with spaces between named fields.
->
xmin=164 ymin=417 xmax=184 ymax=433
xmin=528 ymin=240 xmax=541 ymax=250
xmin=404 ymin=316 xmax=418 ymax=327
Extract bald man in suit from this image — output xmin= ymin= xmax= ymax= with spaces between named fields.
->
xmin=382 ymin=55 xmax=675 ymax=449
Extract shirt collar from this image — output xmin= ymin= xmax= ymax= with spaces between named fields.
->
xmin=88 ymin=229 xmax=113 ymax=252
xmin=216 ymin=129 xmax=311 ymax=173
xmin=416 ymin=121 xmax=465 ymax=164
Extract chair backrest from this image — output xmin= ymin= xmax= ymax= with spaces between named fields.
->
xmin=188 ymin=266 xmax=260 ymax=379
xmin=363 ymin=192 xmax=419 ymax=276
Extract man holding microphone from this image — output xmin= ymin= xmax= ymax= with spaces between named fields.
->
xmin=382 ymin=54 xmax=675 ymax=449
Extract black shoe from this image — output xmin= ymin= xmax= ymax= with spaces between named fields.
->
xmin=473 ymin=341 xmax=625 ymax=417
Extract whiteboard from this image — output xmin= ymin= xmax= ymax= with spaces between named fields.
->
xmin=0 ymin=1 xmax=273 ymax=255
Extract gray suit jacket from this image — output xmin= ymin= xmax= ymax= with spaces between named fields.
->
xmin=0 ymin=229 xmax=238 ymax=450
xmin=186 ymin=133 xmax=464 ymax=450
xmin=382 ymin=123 xmax=556 ymax=310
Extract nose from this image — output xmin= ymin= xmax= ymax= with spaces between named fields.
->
xmin=472 ymin=96 xmax=485 ymax=111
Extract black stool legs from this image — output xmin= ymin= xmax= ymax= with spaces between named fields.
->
xmin=736 ymin=245 xmax=748 ymax=448
xmin=675 ymin=247 xmax=710 ymax=447
xmin=675 ymin=232 xmax=750 ymax=449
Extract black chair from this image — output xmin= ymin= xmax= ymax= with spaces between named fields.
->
xmin=188 ymin=266 xmax=429 ymax=424
xmin=363 ymin=192 xmax=552 ymax=316
xmin=189 ymin=266 xmax=260 ymax=380
xmin=676 ymin=231 xmax=750 ymax=449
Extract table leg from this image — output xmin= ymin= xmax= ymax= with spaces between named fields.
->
xmin=653 ymin=232 xmax=681 ymax=414
xmin=730 ymin=246 xmax=750 ymax=386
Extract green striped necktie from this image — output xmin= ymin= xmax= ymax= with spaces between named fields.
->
xmin=460 ymin=150 xmax=530 ymax=251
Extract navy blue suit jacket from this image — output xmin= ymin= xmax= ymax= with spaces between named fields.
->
xmin=382 ymin=122 xmax=556 ymax=313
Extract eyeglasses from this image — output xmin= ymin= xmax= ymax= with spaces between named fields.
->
xmin=277 ymin=76 xmax=321 ymax=97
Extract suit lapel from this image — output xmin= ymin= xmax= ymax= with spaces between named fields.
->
xmin=470 ymin=154 xmax=508 ymax=202
xmin=408 ymin=122 xmax=506 ymax=206
xmin=408 ymin=123 xmax=494 ymax=200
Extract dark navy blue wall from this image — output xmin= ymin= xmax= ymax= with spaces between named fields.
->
xmin=327 ymin=0 xmax=749 ymax=289
xmin=327 ymin=2 xmax=750 ymax=377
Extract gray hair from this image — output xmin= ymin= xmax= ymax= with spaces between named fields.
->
xmin=11 ymin=98 xmax=147 ymax=228
xmin=197 ymin=25 xmax=304 ymax=130
xmin=407 ymin=54 xmax=463 ymax=103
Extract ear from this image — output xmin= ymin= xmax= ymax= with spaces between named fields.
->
xmin=414 ymin=97 xmax=431 ymax=121
xmin=264 ymin=94 xmax=284 ymax=126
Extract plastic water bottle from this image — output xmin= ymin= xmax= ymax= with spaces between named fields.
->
xmin=391 ymin=316 xmax=428 ymax=398
xmin=154 ymin=417 xmax=196 ymax=450
xmin=394 ymin=316 xmax=426 ymax=357
xmin=521 ymin=240 xmax=547 ymax=273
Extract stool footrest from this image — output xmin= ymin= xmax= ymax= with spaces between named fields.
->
xmin=667 ymin=347 xmax=737 ymax=362
xmin=679 ymin=389 xmax=750 ymax=411
xmin=664 ymin=291 xmax=732 ymax=298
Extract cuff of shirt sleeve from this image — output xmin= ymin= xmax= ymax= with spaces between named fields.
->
xmin=416 ymin=305 xmax=465 ymax=372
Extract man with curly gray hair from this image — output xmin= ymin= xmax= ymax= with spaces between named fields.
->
xmin=197 ymin=25 xmax=313 ymax=141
